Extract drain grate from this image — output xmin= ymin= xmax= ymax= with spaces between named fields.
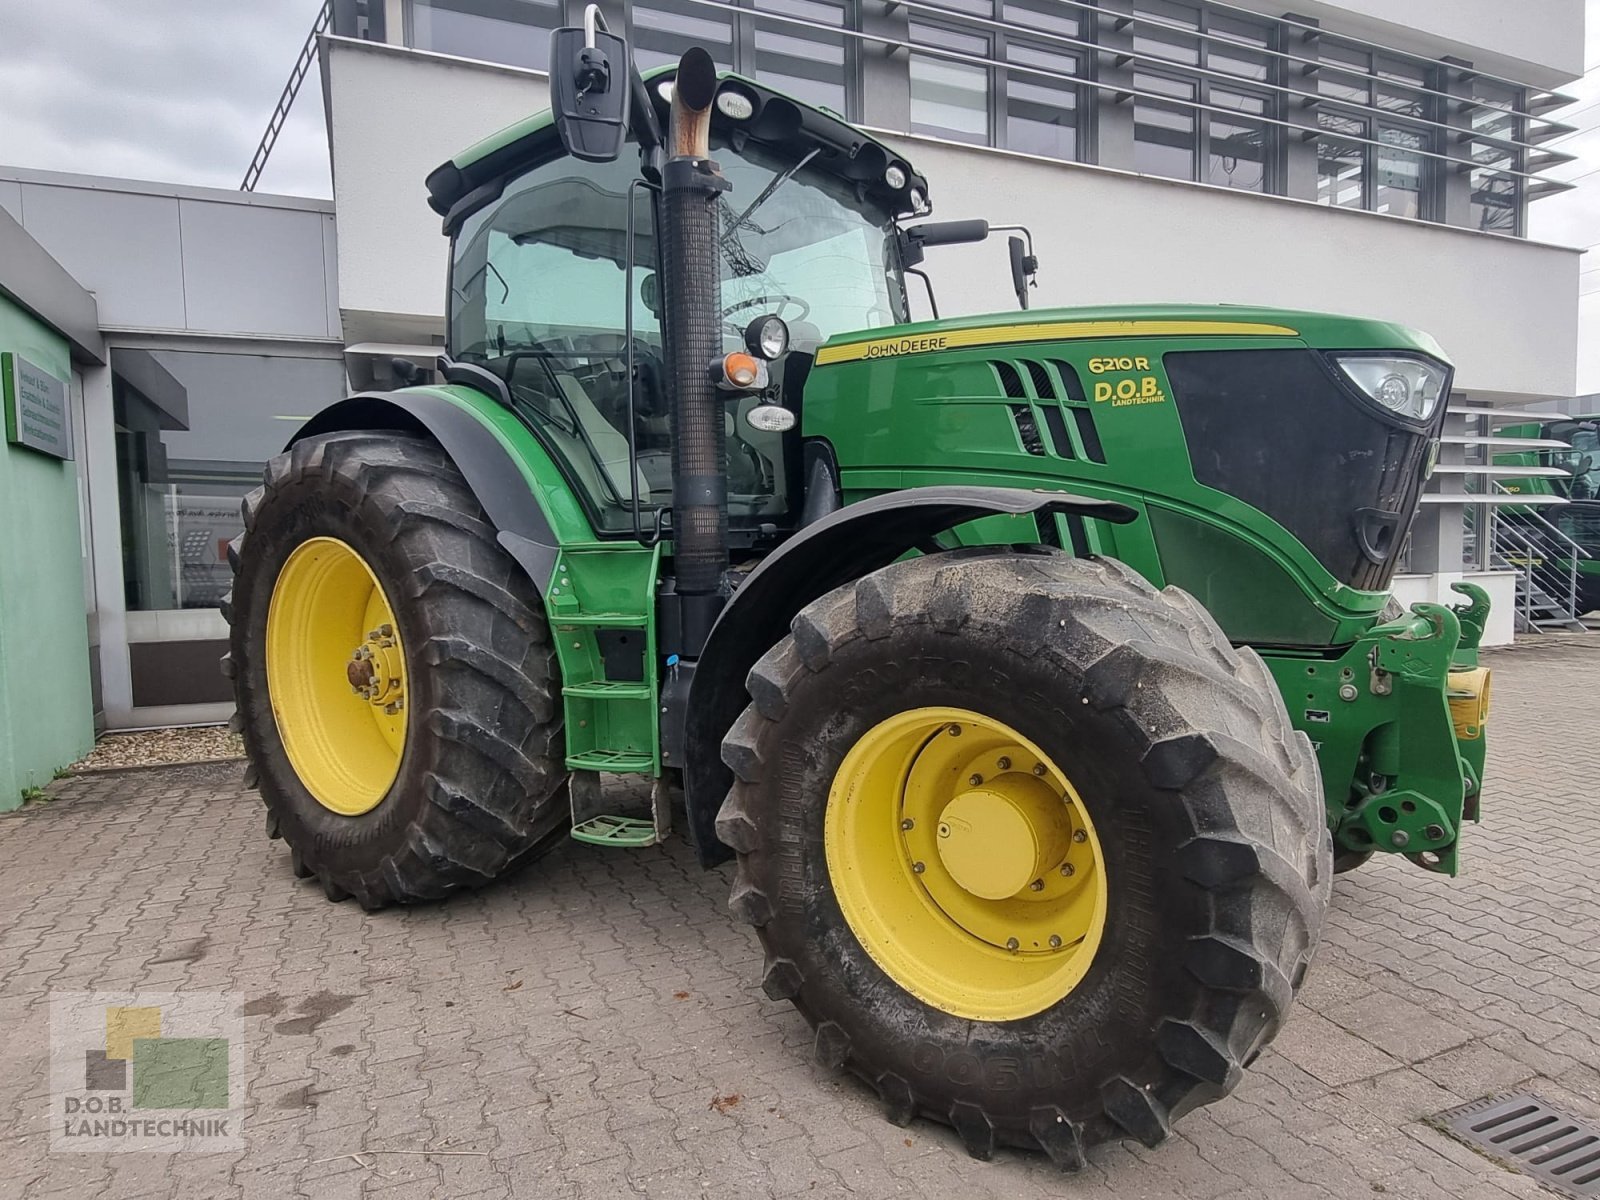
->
xmin=1433 ymin=1093 xmax=1600 ymax=1198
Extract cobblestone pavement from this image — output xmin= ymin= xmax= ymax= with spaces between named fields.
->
xmin=3 ymin=638 xmax=1598 ymax=1199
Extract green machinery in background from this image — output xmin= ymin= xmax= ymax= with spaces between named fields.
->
xmin=1496 ymin=414 xmax=1600 ymax=617
xmin=223 ymin=8 xmax=1491 ymax=1167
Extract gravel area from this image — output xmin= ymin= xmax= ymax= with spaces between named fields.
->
xmin=70 ymin=726 xmax=243 ymax=772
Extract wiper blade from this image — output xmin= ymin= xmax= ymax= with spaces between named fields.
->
xmin=726 ymin=148 xmax=820 ymax=235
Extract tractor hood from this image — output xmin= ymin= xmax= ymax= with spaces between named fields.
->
xmin=813 ymin=304 xmax=1449 ymax=367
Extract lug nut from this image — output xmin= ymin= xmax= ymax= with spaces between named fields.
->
xmin=900 ymin=818 xmax=914 ymax=831
xmin=912 ymin=861 xmax=926 ymax=874
xmin=1029 ymin=879 xmax=1044 ymax=892
xmin=1073 ymin=830 xmax=1087 ymax=844
xmin=1060 ymin=863 xmax=1075 ymax=876
xmin=1005 ymin=938 xmax=1020 ymax=952
xmin=1032 ymin=763 xmax=1047 ymax=776
xmin=997 ymin=757 xmax=1011 ymax=771
xmin=948 ymin=724 xmax=961 ymax=737
xmin=1049 ymin=934 xmax=1062 ymax=949
xmin=969 ymin=774 xmax=983 ymax=786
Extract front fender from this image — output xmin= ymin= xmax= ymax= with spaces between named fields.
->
xmin=293 ymin=388 xmax=573 ymax=591
xmin=681 ymin=486 xmax=1138 ymax=865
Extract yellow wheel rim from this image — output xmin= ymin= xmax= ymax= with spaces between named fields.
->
xmin=266 ymin=537 xmax=408 ymax=816
xmin=825 ymin=707 xmax=1108 ymax=1022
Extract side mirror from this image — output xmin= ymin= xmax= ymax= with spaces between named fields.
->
xmin=549 ymin=24 xmax=631 ymax=163
xmin=1008 ymin=235 xmax=1038 ymax=311
xmin=640 ymin=272 xmax=661 ymax=316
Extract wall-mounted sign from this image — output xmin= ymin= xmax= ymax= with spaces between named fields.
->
xmin=2 ymin=352 xmax=72 ymax=460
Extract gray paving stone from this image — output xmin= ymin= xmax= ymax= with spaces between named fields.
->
xmin=2 ymin=637 xmax=1597 ymax=1198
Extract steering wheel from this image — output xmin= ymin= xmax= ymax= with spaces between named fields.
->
xmin=719 ymin=294 xmax=811 ymax=332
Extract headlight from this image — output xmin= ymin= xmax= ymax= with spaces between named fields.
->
xmin=1332 ymin=354 xmax=1446 ymax=421
xmin=884 ymin=164 xmax=908 ymax=190
xmin=744 ymin=314 xmax=789 ymax=360
xmin=715 ymin=88 xmax=754 ymax=120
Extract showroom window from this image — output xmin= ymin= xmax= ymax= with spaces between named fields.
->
xmin=112 ymin=349 xmax=346 ymax=612
xmin=1467 ymin=78 xmax=1526 ymax=235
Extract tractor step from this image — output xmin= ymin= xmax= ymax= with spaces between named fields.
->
xmin=566 ymin=749 xmax=655 ymax=772
xmin=570 ymin=814 xmax=660 ymax=847
xmin=561 ymin=681 xmax=654 ymax=699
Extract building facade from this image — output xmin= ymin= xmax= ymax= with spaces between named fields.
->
xmin=0 ymin=170 xmax=344 ymax=731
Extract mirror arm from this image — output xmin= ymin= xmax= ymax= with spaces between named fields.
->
xmin=907 ymin=267 xmax=939 ymax=320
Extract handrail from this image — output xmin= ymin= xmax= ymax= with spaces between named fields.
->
xmin=1492 ymin=482 xmax=1592 ymax=558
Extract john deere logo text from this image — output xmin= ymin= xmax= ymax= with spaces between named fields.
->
xmin=50 ymin=990 xmax=243 ymax=1151
xmin=862 ymin=334 xmax=950 ymax=359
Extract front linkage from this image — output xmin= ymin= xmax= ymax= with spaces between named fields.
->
xmin=1263 ymin=582 xmax=1490 ymax=875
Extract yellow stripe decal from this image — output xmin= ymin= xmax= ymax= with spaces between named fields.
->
xmin=813 ymin=320 xmax=1300 ymax=366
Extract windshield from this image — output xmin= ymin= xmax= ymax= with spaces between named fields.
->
xmin=711 ymin=133 xmax=907 ymax=350
xmin=446 ymin=135 xmax=904 ymax=535
xmin=1553 ymin=426 xmax=1599 ymax=501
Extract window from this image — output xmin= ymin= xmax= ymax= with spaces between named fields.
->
xmin=1468 ymin=80 xmax=1525 ymax=235
xmin=1315 ymin=42 xmax=1436 ymax=218
xmin=910 ymin=21 xmax=991 ymax=144
xmin=407 ymin=0 xmax=560 ymax=71
xmin=632 ymin=0 xmax=735 ymax=70
xmin=1132 ymin=4 xmax=1272 ymax=190
xmin=753 ymin=0 xmax=850 ymax=114
xmin=112 ymin=350 xmax=346 ymax=611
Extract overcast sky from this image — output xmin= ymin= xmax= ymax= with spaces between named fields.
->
xmin=3 ymin=0 xmax=1600 ymax=392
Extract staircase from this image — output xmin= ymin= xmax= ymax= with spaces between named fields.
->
xmin=1487 ymin=502 xmax=1590 ymax=633
xmin=544 ymin=543 xmax=666 ymax=846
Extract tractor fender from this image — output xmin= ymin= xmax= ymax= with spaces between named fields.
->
xmin=681 ymin=485 xmax=1139 ymax=866
xmin=292 ymin=390 xmax=564 ymax=591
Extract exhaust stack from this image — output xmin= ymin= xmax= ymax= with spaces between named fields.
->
xmin=660 ymin=48 xmax=730 ymax=650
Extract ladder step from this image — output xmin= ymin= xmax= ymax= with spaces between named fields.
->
xmin=570 ymin=814 xmax=660 ymax=847
xmin=566 ymin=749 xmax=654 ymax=773
xmin=563 ymin=681 xmax=654 ymax=699
xmin=550 ymin=612 xmax=649 ymax=627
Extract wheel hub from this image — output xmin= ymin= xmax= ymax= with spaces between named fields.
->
xmin=825 ymin=708 xmax=1108 ymax=1021
xmin=935 ymin=777 xmax=1072 ymax=901
xmin=348 ymin=625 xmax=404 ymax=712
xmin=266 ymin=537 xmax=408 ymax=816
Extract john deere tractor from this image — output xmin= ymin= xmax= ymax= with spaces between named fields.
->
xmin=224 ymin=9 xmax=1491 ymax=1165
xmin=1497 ymin=414 xmax=1600 ymax=616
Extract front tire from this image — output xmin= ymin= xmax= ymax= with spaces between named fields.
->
xmin=715 ymin=551 xmax=1331 ymax=1164
xmin=223 ymin=431 xmax=568 ymax=908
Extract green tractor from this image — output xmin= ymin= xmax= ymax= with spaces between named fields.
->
xmin=224 ymin=10 xmax=1491 ymax=1165
xmin=1496 ymin=415 xmax=1600 ymax=617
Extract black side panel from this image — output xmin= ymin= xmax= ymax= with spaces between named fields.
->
xmin=1163 ymin=349 xmax=1437 ymax=591
xmin=293 ymin=391 xmax=566 ymax=588
xmin=681 ymin=486 xmax=1139 ymax=866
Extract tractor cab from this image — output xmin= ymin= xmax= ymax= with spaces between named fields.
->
xmin=433 ymin=68 xmax=934 ymax=544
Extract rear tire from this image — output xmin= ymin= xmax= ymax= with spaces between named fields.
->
xmin=716 ymin=550 xmax=1331 ymax=1164
xmin=222 ymin=431 xmax=568 ymax=908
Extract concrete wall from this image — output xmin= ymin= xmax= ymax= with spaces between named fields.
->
xmin=0 ymin=297 xmax=94 ymax=806
xmin=323 ymin=37 xmax=550 ymax=344
xmin=890 ymin=137 xmax=1581 ymax=404
xmin=0 ymin=168 xmax=340 ymax=342
xmin=1223 ymin=0 xmax=1585 ymax=89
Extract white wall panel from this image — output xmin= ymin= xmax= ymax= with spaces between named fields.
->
xmin=179 ymin=200 xmax=336 ymax=338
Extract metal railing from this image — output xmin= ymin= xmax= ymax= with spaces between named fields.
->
xmin=1485 ymin=486 xmax=1590 ymax=632
xmin=242 ymin=0 xmax=333 ymax=192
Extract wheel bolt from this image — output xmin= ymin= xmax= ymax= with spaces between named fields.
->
xmin=1049 ymin=934 xmax=1062 ymax=949
xmin=968 ymin=774 xmax=983 ymax=786
xmin=948 ymin=724 xmax=962 ymax=737
xmin=912 ymin=861 xmax=925 ymax=874
xmin=900 ymin=818 xmax=914 ymax=831
xmin=996 ymin=757 xmax=1011 ymax=771
xmin=1032 ymin=764 xmax=1046 ymax=777
xmin=1005 ymin=938 xmax=1019 ymax=952
xmin=1060 ymin=863 xmax=1075 ymax=876
xmin=1073 ymin=830 xmax=1087 ymax=844
xmin=1029 ymin=879 xmax=1044 ymax=892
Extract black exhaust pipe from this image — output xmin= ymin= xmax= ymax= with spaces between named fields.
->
xmin=660 ymin=48 xmax=730 ymax=651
